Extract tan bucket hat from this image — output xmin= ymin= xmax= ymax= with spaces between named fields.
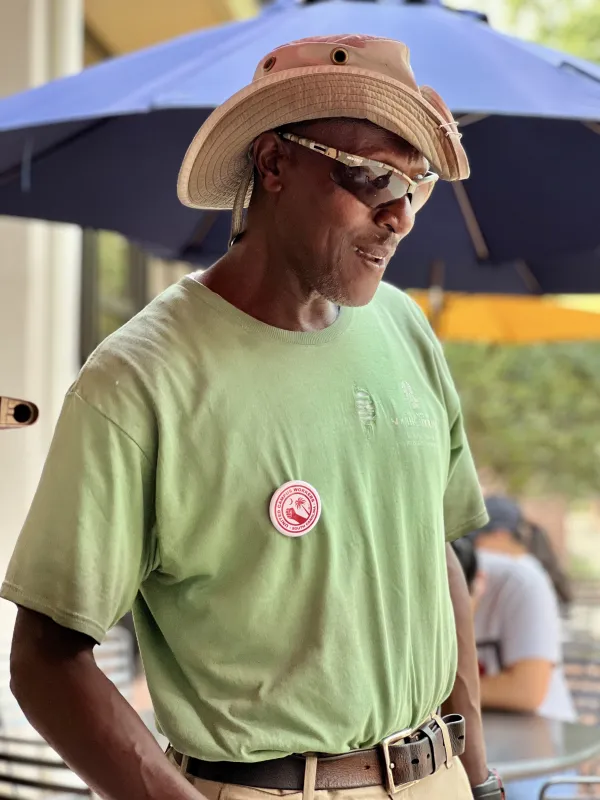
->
xmin=177 ymin=33 xmax=469 ymax=223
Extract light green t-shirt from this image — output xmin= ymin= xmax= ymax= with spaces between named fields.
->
xmin=2 ymin=277 xmax=487 ymax=762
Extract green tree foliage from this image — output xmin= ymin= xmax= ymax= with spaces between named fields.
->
xmin=454 ymin=0 xmax=600 ymax=63
xmin=506 ymin=0 xmax=600 ymax=62
xmin=445 ymin=343 xmax=600 ymax=497
xmin=440 ymin=0 xmax=600 ymax=498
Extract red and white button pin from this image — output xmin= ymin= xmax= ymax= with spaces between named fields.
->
xmin=269 ymin=481 xmax=321 ymax=537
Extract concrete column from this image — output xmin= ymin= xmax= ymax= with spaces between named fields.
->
xmin=0 ymin=0 xmax=83 ymax=627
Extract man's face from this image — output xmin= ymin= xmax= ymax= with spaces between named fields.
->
xmin=253 ymin=119 xmax=430 ymax=307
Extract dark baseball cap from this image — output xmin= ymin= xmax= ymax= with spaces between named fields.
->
xmin=470 ymin=496 xmax=523 ymax=539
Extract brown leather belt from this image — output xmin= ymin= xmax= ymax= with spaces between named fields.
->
xmin=171 ymin=714 xmax=465 ymax=793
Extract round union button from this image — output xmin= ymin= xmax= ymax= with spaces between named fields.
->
xmin=269 ymin=480 xmax=321 ymax=537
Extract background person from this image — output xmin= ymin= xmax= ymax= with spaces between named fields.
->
xmin=470 ymin=496 xmax=575 ymax=722
xmin=453 ymin=521 xmax=577 ymax=800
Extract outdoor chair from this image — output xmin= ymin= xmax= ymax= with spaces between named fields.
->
xmin=563 ymin=639 xmax=600 ymax=726
xmin=93 ymin=624 xmax=136 ymax=704
xmin=566 ymin=580 xmax=600 ymax=643
xmin=0 ymin=734 xmax=90 ymax=797
xmin=0 ymin=624 xmax=135 ymax=796
xmin=545 ymin=640 xmax=600 ymax=798
xmin=0 ymin=624 xmax=135 ymax=734
xmin=539 ymin=775 xmax=600 ymax=799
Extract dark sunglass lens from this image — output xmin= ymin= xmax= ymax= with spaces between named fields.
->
xmin=331 ymin=164 xmax=409 ymax=208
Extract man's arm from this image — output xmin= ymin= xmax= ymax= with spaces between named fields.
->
xmin=480 ymin=659 xmax=553 ymax=712
xmin=443 ymin=543 xmax=488 ymax=788
xmin=10 ymin=608 xmax=201 ymax=800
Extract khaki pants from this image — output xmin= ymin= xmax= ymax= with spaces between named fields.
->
xmin=175 ymin=758 xmax=472 ymax=800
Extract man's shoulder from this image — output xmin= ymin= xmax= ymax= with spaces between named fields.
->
xmin=79 ymin=280 xmax=184 ymax=377
xmin=73 ymin=278 xmax=203 ymax=425
xmin=374 ymin=280 xmax=425 ymax=316
xmin=373 ymin=281 xmax=435 ymax=340
xmin=372 ymin=282 xmax=456 ymax=393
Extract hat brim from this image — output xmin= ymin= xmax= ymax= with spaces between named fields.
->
xmin=177 ymin=65 xmax=469 ymax=210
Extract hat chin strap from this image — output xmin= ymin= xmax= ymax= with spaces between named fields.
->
xmin=229 ymin=162 xmax=254 ymax=248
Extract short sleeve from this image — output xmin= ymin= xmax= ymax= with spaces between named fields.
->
xmin=400 ymin=294 xmax=488 ymax=542
xmin=443 ymin=408 xmax=488 ymax=542
xmin=499 ymin=565 xmax=561 ymax=667
xmin=0 ymin=390 xmax=156 ymax=642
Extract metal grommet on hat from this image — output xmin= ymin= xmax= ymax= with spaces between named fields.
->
xmin=330 ymin=47 xmax=349 ymax=65
xmin=263 ymin=56 xmax=276 ymax=72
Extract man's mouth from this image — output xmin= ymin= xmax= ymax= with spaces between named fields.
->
xmin=354 ymin=246 xmax=392 ymax=269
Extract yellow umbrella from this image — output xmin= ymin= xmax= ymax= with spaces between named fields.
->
xmin=409 ymin=290 xmax=600 ymax=344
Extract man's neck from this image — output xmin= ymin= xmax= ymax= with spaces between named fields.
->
xmin=192 ymin=236 xmax=339 ymax=332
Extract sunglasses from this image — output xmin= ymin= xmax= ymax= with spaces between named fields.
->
xmin=279 ymin=132 xmax=438 ymax=213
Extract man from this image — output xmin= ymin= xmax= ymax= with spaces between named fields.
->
xmin=471 ymin=496 xmax=575 ymax=722
xmin=2 ymin=35 xmax=502 ymax=800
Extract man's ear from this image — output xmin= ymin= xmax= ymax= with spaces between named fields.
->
xmin=252 ymin=132 xmax=288 ymax=195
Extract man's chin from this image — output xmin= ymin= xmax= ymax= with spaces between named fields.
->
xmin=337 ymin=275 xmax=385 ymax=308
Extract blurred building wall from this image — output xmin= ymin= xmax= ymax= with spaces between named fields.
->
xmin=0 ymin=0 xmax=84 ymax=631
xmin=84 ymin=0 xmax=260 ymax=61
xmin=0 ymin=0 xmax=259 ymax=637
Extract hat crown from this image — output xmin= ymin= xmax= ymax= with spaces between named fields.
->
xmin=483 ymin=496 xmax=523 ymax=534
xmin=178 ymin=33 xmax=470 ymax=213
xmin=253 ymin=34 xmax=419 ymax=92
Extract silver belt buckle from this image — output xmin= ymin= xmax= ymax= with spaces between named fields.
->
xmin=380 ymin=728 xmax=414 ymax=794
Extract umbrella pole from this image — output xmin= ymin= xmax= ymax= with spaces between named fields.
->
xmin=515 ymin=260 xmax=543 ymax=294
xmin=428 ymin=259 xmax=446 ymax=338
xmin=452 ymin=182 xmax=490 ymax=261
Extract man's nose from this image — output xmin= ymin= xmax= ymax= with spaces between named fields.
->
xmin=373 ymin=197 xmax=415 ymax=237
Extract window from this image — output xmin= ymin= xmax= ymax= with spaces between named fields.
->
xmin=80 ymin=229 xmax=193 ymax=364
xmin=80 ymin=230 xmax=148 ymax=362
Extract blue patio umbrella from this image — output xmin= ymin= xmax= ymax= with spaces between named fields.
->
xmin=0 ymin=0 xmax=599 ymax=293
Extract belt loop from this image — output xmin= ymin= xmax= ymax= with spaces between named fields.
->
xmin=178 ymin=753 xmax=195 ymax=784
xmin=303 ymin=754 xmax=318 ymax=800
xmin=431 ymin=714 xmax=453 ymax=770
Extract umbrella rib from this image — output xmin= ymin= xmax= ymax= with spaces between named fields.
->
xmin=456 ymin=114 xmax=490 ymax=128
xmin=514 ymin=260 xmax=543 ymax=294
xmin=187 ymin=211 xmax=220 ymax=251
xmin=0 ymin=118 xmax=111 ymax=188
xmin=451 ymin=181 xmax=490 ymax=260
xmin=584 ymin=122 xmax=600 ymax=136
